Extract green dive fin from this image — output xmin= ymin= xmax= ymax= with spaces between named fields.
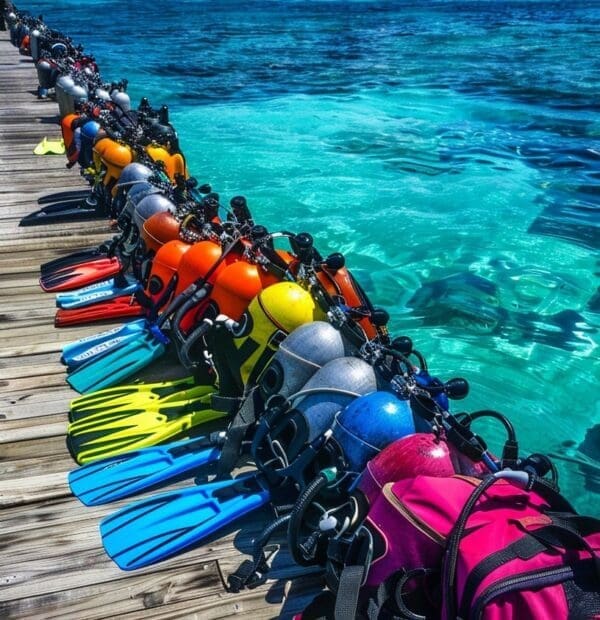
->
xmin=100 ymin=474 xmax=270 ymax=570
xmin=69 ymin=375 xmax=202 ymax=422
xmin=33 ymin=137 xmax=66 ymax=155
xmin=68 ymin=434 xmax=224 ymax=506
xmin=66 ymin=389 xmax=228 ymax=464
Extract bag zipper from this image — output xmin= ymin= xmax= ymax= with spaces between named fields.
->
xmin=382 ymin=484 xmax=446 ymax=546
xmin=471 ymin=566 xmax=573 ymax=618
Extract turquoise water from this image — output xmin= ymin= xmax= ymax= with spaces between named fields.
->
xmin=27 ymin=1 xmax=599 ymax=512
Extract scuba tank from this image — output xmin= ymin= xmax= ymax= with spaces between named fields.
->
xmin=356 ymin=432 xmax=489 ymax=505
xmin=70 ymin=83 xmax=88 ymax=109
xmin=132 ymin=193 xmax=176 ymax=233
xmin=36 ymin=58 xmax=54 ymax=90
xmin=330 ymin=391 xmax=428 ymax=476
xmin=95 ymin=86 xmax=111 ymax=102
xmin=110 ymin=82 xmax=131 ymax=113
xmin=111 ymin=162 xmax=155 ymax=215
xmin=56 ymin=74 xmax=76 ymax=118
xmin=141 ymin=211 xmax=181 ymax=255
xmin=30 ymin=28 xmax=42 ymax=62
xmin=78 ymin=120 xmax=101 ymax=169
xmin=258 ymin=321 xmax=347 ymax=401
xmin=92 ymin=137 xmax=133 ymax=199
xmin=60 ymin=112 xmax=81 ymax=167
xmin=252 ymin=356 xmax=379 ymax=488
xmin=144 ymin=239 xmax=192 ymax=306
xmin=124 ymin=193 xmax=177 ymax=265
xmin=146 ymin=144 xmax=187 ymax=181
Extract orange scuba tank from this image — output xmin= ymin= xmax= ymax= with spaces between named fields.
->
xmin=141 ymin=211 xmax=181 ymax=254
xmin=314 ymin=257 xmax=379 ymax=340
xmin=61 ymin=113 xmax=80 ymax=165
xmin=208 ymin=259 xmax=283 ymax=322
xmin=171 ymin=238 xmax=234 ymax=332
xmin=144 ymin=239 xmax=191 ymax=307
xmin=19 ymin=34 xmax=31 ymax=56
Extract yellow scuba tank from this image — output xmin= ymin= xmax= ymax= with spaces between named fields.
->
xmin=211 ymin=281 xmax=325 ymax=394
xmin=93 ymin=137 xmax=134 ymax=196
xmin=146 ymin=144 xmax=188 ymax=181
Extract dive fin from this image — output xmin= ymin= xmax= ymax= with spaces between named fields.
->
xmin=66 ymin=328 xmax=169 ymax=394
xmin=68 ymin=434 xmax=223 ymax=505
xmin=41 ymin=245 xmax=114 ymax=277
xmin=38 ymin=189 xmax=91 ymax=205
xmin=20 ymin=196 xmax=107 ymax=227
xmin=55 ymin=296 xmax=145 ymax=328
xmin=61 ymin=318 xmax=149 ymax=370
xmin=33 ymin=137 xmax=66 ymax=155
xmin=68 ymin=374 xmax=200 ymax=420
xmin=100 ymin=474 xmax=270 ymax=570
xmin=56 ymin=275 xmax=140 ymax=309
xmin=66 ymin=388 xmax=226 ymax=463
xmin=39 ymin=256 xmax=123 ymax=292
xmin=68 ymin=382 xmax=214 ymax=423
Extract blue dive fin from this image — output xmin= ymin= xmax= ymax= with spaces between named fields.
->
xmin=100 ymin=474 xmax=270 ymax=570
xmin=68 ymin=435 xmax=223 ymax=506
xmin=56 ymin=275 xmax=140 ymax=309
xmin=61 ymin=319 xmax=148 ymax=370
xmin=66 ymin=328 xmax=168 ymax=394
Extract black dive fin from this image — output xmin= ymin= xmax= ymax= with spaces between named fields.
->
xmin=37 ymin=189 xmax=91 ymax=205
xmin=20 ymin=197 xmax=107 ymax=226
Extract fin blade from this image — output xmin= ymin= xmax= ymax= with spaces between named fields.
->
xmin=66 ymin=391 xmax=223 ymax=464
xmin=55 ymin=297 xmax=144 ymax=328
xmin=39 ymin=257 xmax=122 ymax=292
xmin=38 ymin=189 xmax=90 ymax=205
xmin=68 ymin=437 xmax=221 ymax=505
xmin=66 ymin=332 xmax=167 ymax=394
xmin=68 ymin=374 xmax=199 ymax=419
xmin=19 ymin=199 xmax=105 ymax=227
xmin=100 ymin=477 xmax=269 ymax=569
xmin=61 ymin=319 xmax=148 ymax=369
xmin=41 ymin=249 xmax=108 ymax=276
xmin=56 ymin=276 xmax=139 ymax=309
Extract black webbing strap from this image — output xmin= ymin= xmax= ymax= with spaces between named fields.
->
xmin=215 ymin=388 xmax=262 ymax=479
xmin=334 ymin=565 xmax=365 ymax=620
xmin=210 ymin=393 xmax=242 ymax=415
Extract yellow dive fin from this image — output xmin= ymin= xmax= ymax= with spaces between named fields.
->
xmin=33 ymin=137 xmax=66 ymax=156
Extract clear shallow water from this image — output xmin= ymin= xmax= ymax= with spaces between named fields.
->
xmin=27 ymin=1 xmax=599 ymax=512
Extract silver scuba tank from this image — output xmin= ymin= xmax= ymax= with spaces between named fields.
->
xmin=252 ymin=356 xmax=378 ymax=484
xmin=259 ymin=321 xmax=347 ymax=400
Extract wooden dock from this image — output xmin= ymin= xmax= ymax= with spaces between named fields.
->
xmin=0 ymin=31 xmax=319 ymax=619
